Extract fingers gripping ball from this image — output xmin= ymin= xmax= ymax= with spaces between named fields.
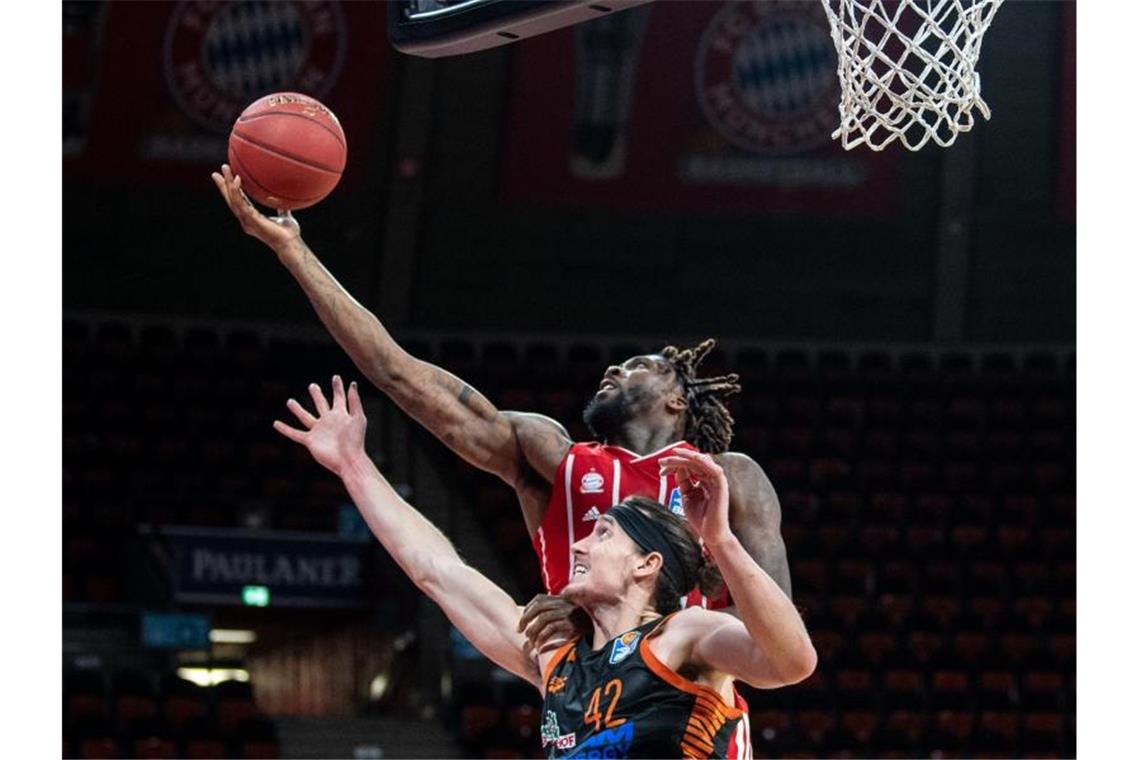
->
xmin=228 ymin=92 xmax=347 ymax=211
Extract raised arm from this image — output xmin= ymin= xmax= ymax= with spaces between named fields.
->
xmin=274 ymin=376 xmax=541 ymax=686
xmin=213 ymin=166 xmax=569 ymax=487
xmin=718 ymin=452 xmax=793 ymax=598
xmin=660 ymin=449 xmax=815 ymax=688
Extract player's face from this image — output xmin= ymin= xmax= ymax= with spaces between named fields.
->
xmin=582 ymin=354 xmax=679 ymax=436
xmin=563 ymin=516 xmax=644 ymax=605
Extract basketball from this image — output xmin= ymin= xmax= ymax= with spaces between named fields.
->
xmin=227 ymin=92 xmax=347 ymax=211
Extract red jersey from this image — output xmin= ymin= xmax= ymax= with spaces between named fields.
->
xmin=533 ymin=441 xmax=730 ymax=610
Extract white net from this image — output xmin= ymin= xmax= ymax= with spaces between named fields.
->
xmin=821 ymin=0 xmax=1005 ymax=151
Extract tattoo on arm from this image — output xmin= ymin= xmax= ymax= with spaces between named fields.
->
xmin=457 ymin=384 xmax=474 ymax=406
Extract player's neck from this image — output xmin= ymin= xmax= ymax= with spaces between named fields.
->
xmin=585 ymin=599 xmax=658 ymax=650
xmin=606 ymin=424 xmax=679 ymax=456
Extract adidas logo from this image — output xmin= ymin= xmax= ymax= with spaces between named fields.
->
xmin=582 ymin=506 xmax=601 ymax=522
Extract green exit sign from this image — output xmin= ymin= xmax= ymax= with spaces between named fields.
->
xmin=241 ymin=585 xmax=270 ymax=607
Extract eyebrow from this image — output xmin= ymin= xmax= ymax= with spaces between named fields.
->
xmin=599 ymin=515 xmax=615 ymax=525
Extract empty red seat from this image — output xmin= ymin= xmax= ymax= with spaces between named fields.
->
xmin=218 ymin=700 xmax=259 ymax=734
xmin=779 ymin=427 xmax=815 ymax=455
xmin=809 ymin=457 xmax=852 ymax=488
xmin=504 ymin=704 xmax=540 ymax=742
xmin=877 ymin=561 xmax=917 ymax=595
xmin=932 ymin=709 xmax=974 ymax=747
xmin=185 ymin=739 xmax=228 ymax=759
xmin=115 ymin=694 xmax=157 ymax=726
xmin=978 ymin=711 xmax=1019 ymax=749
xmin=460 ymin=704 xmax=501 ymax=742
xmin=883 ymin=710 xmax=927 ymax=747
xmin=859 ymin=525 xmax=900 ymax=557
xmin=133 ymin=737 xmax=177 ymax=759
xmin=240 ymin=740 xmax=280 ymax=759
xmin=820 ymin=428 xmax=856 ymax=456
xmin=163 ymin=694 xmax=208 ymax=731
xmin=867 ymin=492 xmax=907 ymax=522
xmin=810 ymin=630 xmax=847 ymax=668
xmin=997 ymin=632 xmax=1037 ymax=667
xmin=68 ymin=694 xmax=109 ymax=723
xmin=930 ymin=671 xmax=971 ymax=709
xmin=834 ymin=559 xmax=872 ymax=594
xmin=839 ymin=711 xmax=879 ymax=747
xmin=78 ymin=737 xmax=118 ymax=759
xmin=830 ymin=596 xmax=868 ymax=630
xmin=792 ymin=559 xmax=828 ymax=595
xmin=965 ymin=596 xmax=1005 ymax=630
xmin=951 ymin=632 xmax=991 ymax=667
xmin=977 ymin=671 xmax=1017 ymax=710
xmin=919 ymin=596 xmax=961 ymax=629
xmin=1022 ymin=671 xmax=1066 ymax=711
xmin=1047 ymin=634 xmax=1076 ymax=668
xmin=863 ymin=429 xmax=899 ymax=457
xmin=1023 ymin=712 xmax=1066 ymax=753
xmin=855 ymin=632 xmax=894 ymax=666
xmin=921 ymin=563 xmax=959 ymax=598
xmin=822 ymin=491 xmax=862 ymax=521
xmin=797 ymin=710 xmax=838 ymax=747
xmin=876 ymin=595 xmax=915 ymax=629
xmin=883 ymin=670 xmax=924 ymax=709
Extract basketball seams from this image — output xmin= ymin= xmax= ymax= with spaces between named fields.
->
xmin=228 ymin=149 xmax=324 ymax=205
xmin=236 ymin=109 xmax=347 ymax=151
xmin=229 ymin=131 xmax=344 ymax=176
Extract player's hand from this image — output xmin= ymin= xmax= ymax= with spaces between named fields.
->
xmin=518 ymin=594 xmax=589 ymax=654
xmin=212 ymin=163 xmax=301 ymax=253
xmin=273 ymin=376 xmax=366 ymax=477
xmin=659 ymin=449 xmax=732 ymax=546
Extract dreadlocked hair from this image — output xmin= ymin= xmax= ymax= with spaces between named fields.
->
xmin=661 ymin=338 xmax=741 ymax=454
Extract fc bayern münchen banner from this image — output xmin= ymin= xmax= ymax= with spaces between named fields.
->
xmin=500 ymin=0 xmax=900 ymax=215
xmin=63 ymin=0 xmax=388 ymax=189
xmin=164 ymin=526 xmax=375 ymax=608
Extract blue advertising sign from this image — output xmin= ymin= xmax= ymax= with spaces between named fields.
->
xmin=141 ymin=611 xmax=210 ymax=649
xmin=163 ymin=526 xmax=374 ymax=608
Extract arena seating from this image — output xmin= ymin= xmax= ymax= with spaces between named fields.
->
xmin=62 ymin=315 xmax=1074 ymax=758
xmin=62 ymin=667 xmax=278 ymax=760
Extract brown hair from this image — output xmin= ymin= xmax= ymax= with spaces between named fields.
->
xmin=619 ymin=495 xmax=724 ymax=614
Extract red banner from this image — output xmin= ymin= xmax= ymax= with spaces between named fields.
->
xmin=63 ymin=0 xmax=389 ymax=191
xmin=500 ymin=0 xmax=900 ymax=215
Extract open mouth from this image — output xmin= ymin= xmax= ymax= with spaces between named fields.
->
xmin=596 ymin=379 xmax=618 ymax=394
xmin=571 ymin=562 xmax=589 ymax=577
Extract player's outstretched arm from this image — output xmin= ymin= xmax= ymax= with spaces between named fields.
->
xmin=275 ymin=376 xmax=542 ymax=686
xmin=660 ymin=449 xmax=816 ymax=688
xmin=213 ymin=166 xmax=569 ymax=488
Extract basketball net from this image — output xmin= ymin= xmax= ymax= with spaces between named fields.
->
xmin=821 ymin=0 xmax=1005 ymax=151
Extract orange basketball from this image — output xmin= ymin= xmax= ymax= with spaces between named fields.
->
xmin=227 ymin=92 xmax=347 ymax=211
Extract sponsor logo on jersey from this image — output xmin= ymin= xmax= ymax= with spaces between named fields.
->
xmin=569 ymin=721 xmax=635 ymax=758
xmin=582 ymin=506 xmax=601 ymax=522
xmin=667 ymin=487 xmax=685 ymax=515
xmin=541 ymin=709 xmax=577 ymax=749
xmin=547 ymin=676 xmax=567 ymax=695
xmin=580 ymin=471 xmax=605 ymax=494
xmin=609 ymin=630 xmax=641 ymax=664
xmin=694 ymin=0 xmax=839 ymax=155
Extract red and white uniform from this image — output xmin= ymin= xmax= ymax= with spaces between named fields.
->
xmin=533 ymin=440 xmax=731 ymax=609
xmin=532 ymin=440 xmax=751 ymax=758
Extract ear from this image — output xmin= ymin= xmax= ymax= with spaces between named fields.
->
xmin=632 ymin=551 xmax=663 ymax=584
xmin=664 ymin=388 xmax=689 ymax=415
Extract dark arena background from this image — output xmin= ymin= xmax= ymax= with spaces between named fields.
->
xmin=62 ymin=1 xmax=1075 ymax=758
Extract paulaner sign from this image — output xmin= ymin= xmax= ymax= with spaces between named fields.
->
xmin=164 ymin=526 xmax=374 ymax=608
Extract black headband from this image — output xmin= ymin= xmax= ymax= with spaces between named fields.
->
xmin=608 ymin=501 xmax=694 ymax=596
